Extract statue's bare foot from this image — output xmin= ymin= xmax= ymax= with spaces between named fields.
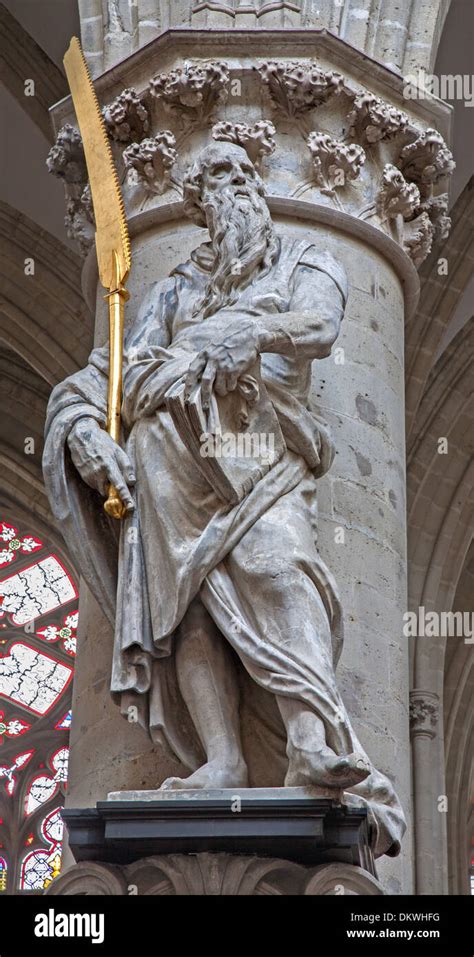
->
xmin=160 ymin=758 xmax=248 ymax=791
xmin=285 ymin=749 xmax=371 ymax=790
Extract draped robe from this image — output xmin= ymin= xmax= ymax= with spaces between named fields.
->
xmin=43 ymin=236 xmax=406 ymax=858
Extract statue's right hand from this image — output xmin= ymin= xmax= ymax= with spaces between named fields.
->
xmin=66 ymin=418 xmax=136 ymax=512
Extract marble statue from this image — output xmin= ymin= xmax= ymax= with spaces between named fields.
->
xmin=43 ymin=142 xmax=405 ymax=858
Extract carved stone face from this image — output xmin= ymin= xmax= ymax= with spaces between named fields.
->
xmin=182 ymin=143 xmax=278 ymax=317
xmin=182 ymin=143 xmax=266 ymax=226
xmin=200 ymin=153 xmax=259 ymax=203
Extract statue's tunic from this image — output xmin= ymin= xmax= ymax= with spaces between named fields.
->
xmin=43 ymin=236 xmax=405 ymax=857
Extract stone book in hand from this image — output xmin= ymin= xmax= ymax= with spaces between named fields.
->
xmin=165 ymin=362 xmax=286 ymax=505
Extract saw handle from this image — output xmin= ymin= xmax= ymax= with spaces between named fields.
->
xmin=104 ymin=483 xmax=127 ymax=520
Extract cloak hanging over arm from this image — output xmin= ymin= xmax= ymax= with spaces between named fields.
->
xmin=42 ymin=275 xmax=180 ymax=625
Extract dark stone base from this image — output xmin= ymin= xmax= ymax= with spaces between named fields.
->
xmin=46 ymin=795 xmax=383 ymax=895
xmin=62 ymin=794 xmax=375 ymax=872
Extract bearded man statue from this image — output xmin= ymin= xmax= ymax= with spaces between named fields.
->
xmin=43 ymin=143 xmax=406 ymax=859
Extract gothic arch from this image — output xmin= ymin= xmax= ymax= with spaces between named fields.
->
xmin=406 ymin=179 xmax=474 ymax=442
xmin=0 ymin=202 xmax=93 ymax=386
xmin=408 ymin=319 xmax=474 ymax=677
xmin=443 ymin=546 xmax=474 ymax=895
xmin=407 ymin=319 xmax=473 ymax=894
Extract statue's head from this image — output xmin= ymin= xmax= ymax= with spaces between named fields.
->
xmin=183 ymin=142 xmax=267 ymax=228
xmin=183 ymin=142 xmax=279 ymax=317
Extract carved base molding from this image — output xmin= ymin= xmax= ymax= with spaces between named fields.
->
xmin=45 ymin=795 xmax=384 ymax=894
xmin=46 ymin=854 xmax=384 ymax=896
xmin=59 ymin=794 xmax=376 ymax=871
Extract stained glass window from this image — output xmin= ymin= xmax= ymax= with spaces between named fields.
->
xmin=20 ymin=809 xmax=64 ymax=890
xmin=0 ymin=517 xmax=78 ymax=893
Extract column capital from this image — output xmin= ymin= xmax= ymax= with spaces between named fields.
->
xmin=48 ymin=29 xmax=454 ymax=284
xmin=409 ymin=689 xmax=440 ymax=739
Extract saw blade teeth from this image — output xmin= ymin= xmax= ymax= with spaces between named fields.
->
xmin=70 ymin=37 xmax=132 ymax=272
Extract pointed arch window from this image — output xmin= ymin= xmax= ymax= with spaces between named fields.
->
xmin=0 ymin=517 xmax=78 ymax=893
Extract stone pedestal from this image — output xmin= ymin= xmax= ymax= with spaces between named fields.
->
xmin=47 ymin=25 xmax=454 ymax=896
xmin=46 ymin=791 xmax=384 ymax=895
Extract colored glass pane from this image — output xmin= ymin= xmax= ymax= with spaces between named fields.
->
xmin=0 ymin=516 xmax=78 ymax=893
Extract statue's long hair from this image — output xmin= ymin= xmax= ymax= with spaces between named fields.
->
xmin=183 ymin=146 xmax=280 ymax=318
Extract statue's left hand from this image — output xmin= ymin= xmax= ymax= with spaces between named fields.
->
xmin=184 ymin=323 xmax=260 ymax=411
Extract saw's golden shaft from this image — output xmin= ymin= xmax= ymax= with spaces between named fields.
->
xmin=106 ymin=293 xmax=125 ymax=447
xmin=104 ymin=254 xmax=129 ymax=520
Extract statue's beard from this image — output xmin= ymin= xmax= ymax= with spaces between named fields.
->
xmin=196 ymin=186 xmax=279 ymax=319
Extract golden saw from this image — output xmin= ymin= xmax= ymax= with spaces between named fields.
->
xmin=63 ymin=37 xmax=131 ymax=520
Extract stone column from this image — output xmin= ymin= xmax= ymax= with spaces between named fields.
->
xmin=79 ymin=1 xmax=453 ymax=79
xmin=409 ymin=689 xmax=442 ymax=895
xmin=48 ymin=27 xmax=453 ymax=895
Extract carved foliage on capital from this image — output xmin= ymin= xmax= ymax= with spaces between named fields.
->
xmin=123 ymin=132 xmax=178 ymax=195
xmin=46 ymin=123 xmax=87 ymax=185
xmin=347 ymin=92 xmax=409 ymax=145
xmin=307 ymin=132 xmax=366 ymax=196
xmin=212 ymin=120 xmax=276 ymax=167
xmin=63 ymin=191 xmax=95 ymax=258
xmin=47 ymin=125 xmax=94 ymax=257
xmin=149 ymin=62 xmax=230 ymax=125
xmin=103 ymin=88 xmax=150 ymax=144
xmin=395 ymin=132 xmax=455 ymax=263
xmin=420 ymin=193 xmax=451 ymax=241
xmin=403 ymin=212 xmax=435 ymax=268
xmin=377 ymin=164 xmax=421 ymax=220
xmin=371 ymin=126 xmax=454 ymax=266
xmin=399 ymin=128 xmax=455 ymax=196
xmin=48 ymin=56 xmax=455 ymax=271
xmin=257 ymin=61 xmax=344 ymax=119
xmin=409 ymin=691 xmax=440 ymax=738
